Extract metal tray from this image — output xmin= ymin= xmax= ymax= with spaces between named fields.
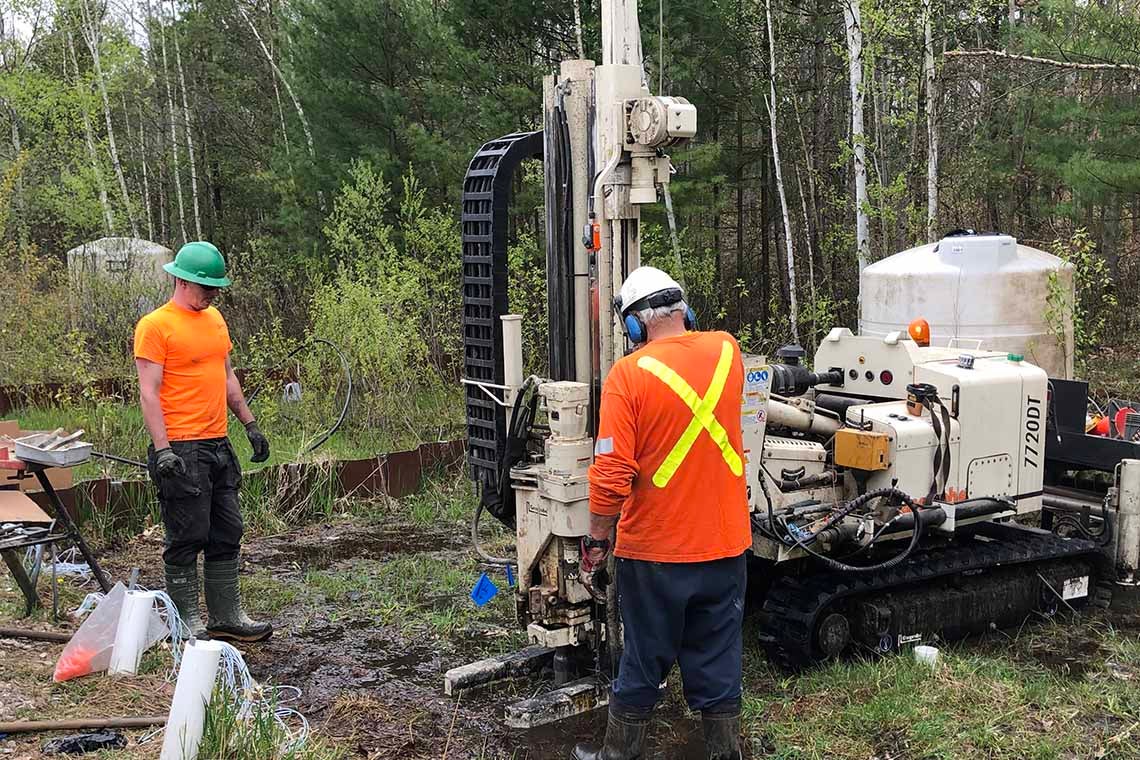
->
xmin=14 ymin=433 xmax=93 ymax=467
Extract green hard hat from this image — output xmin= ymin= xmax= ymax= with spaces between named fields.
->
xmin=163 ymin=241 xmax=232 ymax=288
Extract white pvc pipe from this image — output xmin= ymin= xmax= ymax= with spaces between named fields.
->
xmin=109 ymin=590 xmax=157 ymax=676
xmin=501 ymin=314 xmax=523 ymax=407
xmin=159 ymin=639 xmax=223 ymax=760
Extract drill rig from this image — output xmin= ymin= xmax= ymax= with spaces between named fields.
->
xmin=449 ymin=0 xmax=1117 ymax=727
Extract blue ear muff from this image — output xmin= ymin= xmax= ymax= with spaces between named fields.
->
xmin=624 ymin=313 xmax=647 ymax=344
xmin=684 ymin=306 xmax=697 ymax=331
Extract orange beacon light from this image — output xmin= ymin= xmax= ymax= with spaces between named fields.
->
xmin=908 ymin=318 xmax=931 ymax=347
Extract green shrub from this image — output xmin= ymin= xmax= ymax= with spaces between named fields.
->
xmin=1046 ymin=228 xmax=1115 ymax=374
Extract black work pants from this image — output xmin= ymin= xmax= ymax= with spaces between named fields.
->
xmin=612 ymin=553 xmax=747 ymax=714
xmin=147 ymin=438 xmax=244 ymax=567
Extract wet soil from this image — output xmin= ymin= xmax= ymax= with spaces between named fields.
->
xmin=7 ymin=515 xmax=1140 ymax=759
xmin=234 ymin=521 xmax=711 ymax=758
xmin=246 ymin=523 xmax=467 ymax=572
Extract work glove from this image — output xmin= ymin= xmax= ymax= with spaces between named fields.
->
xmin=580 ymin=536 xmax=611 ymax=573
xmin=580 ymin=536 xmax=612 ymax=602
xmin=244 ymin=420 xmax=270 ymax=463
xmin=154 ymin=447 xmax=187 ymax=479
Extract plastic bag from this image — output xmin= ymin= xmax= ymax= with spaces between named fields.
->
xmin=43 ymin=731 xmax=126 ymax=754
xmin=52 ymin=583 xmax=169 ymax=682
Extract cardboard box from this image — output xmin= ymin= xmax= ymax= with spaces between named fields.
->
xmin=0 ymin=489 xmax=52 ymax=524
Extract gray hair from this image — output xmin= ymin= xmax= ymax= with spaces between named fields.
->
xmin=635 ymin=299 xmax=687 ymax=326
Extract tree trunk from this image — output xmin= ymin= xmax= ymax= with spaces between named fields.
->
xmin=169 ymin=0 xmax=202 ymax=240
xmin=924 ymin=0 xmax=938 ymax=241
xmin=153 ymin=0 xmax=188 ymax=244
xmin=735 ymin=101 xmax=744 ymax=330
xmin=760 ymin=136 xmax=771 ymax=327
xmin=9 ymin=109 xmax=28 ymax=246
xmin=765 ymin=0 xmax=798 ymax=342
xmin=795 ymin=168 xmax=817 ymax=348
xmin=792 ymin=95 xmax=824 ymax=296
xmin=844 ymin=0 xmax=870 ymax=273
xmin=135 ymin=98 xmax=154 ymax=240
xmin=79 ymin=0 xmax=138 ymax=238
xmin=66 ymin=29 xmax=113 ymax=235
xmin=237 ymin=5 xmax=315 ymax=164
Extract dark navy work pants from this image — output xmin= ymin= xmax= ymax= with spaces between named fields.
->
xmin=612 ymin=553 xmax=747 ymax=714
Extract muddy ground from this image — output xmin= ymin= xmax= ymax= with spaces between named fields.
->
xmin=3 ymin=503 xmax=1140 ymax=759
xmin=0 ymin=513 xmax=718 ymax=759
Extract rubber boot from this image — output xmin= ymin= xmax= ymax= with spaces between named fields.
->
xmin=203 ymin=558 xmax=273 ymax=643
xmin=701 ymin=710 xmax=743 ymax=760
xmin=164 ymin=562 xmax=207 ymax=639
xmin=570 ymin=704 xmax=649 ymax=760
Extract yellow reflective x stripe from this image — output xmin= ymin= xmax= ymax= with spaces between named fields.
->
xmin=636 ymin=340 xmax=744 ymax=488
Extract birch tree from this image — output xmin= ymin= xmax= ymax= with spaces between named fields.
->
xmin=924 ymin=0 xmax=938 ymax=240
xmin=764 ymin=0 xmax=798 ymax=341
xmin=237 ymin=4 xmax=315 ymax=164
xmin=66 ymin=29 xmax=113 ymax=235
xmin=169 ymin=0 xmax=201 ymax=239
xmin=132 ymin=96 xmax=154 ymax=240
xmin=844 ymin=0 xmax=869 ymax=272
xmin=78 ymin=0 xmax=138 ymax=237
xmin=149 ymin=0 xmax=187 ymax=244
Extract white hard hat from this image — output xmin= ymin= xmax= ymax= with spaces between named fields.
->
xmin=615 ymin=266 xmax=684 ymax=316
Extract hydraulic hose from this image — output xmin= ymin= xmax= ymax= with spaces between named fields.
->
xmin=471 ymin=497 xmax=515 ymax=566
xmin=472 ymin=375 xmax=540 ymax=566
xmin=758 ymin=487 xmax=929 ymax=574
xmin=245 ymin=337 xmax=353 ymax=456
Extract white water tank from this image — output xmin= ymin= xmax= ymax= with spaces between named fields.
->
xmin=860 ymin=233 xmax=1075 ymax=378
xmin=67 ymin=237 xmax=175 ymax=329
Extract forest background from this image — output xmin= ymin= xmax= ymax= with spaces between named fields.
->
xmin=1 ymin=0 xmax=1138 ymax=442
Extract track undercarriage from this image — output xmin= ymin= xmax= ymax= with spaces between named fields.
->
xmin=757 ymin=522 xmax=1106 ymax=669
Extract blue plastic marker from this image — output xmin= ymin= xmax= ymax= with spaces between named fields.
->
xmin=506 ymin=564 xmax=516 ymax=587
xmin=471 ymin=572 xmax=499 ymax=606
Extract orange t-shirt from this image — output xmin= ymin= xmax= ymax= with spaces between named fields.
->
xmin=133 ymin=301 xmax=233 ymax=441
xmin=588 ymin=330 xmax=751 ymax=562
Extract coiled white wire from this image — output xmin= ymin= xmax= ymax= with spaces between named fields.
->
xmin=74 ymin=584 xmax=309 ymax=751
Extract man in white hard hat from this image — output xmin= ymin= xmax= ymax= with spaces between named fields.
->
xmin=573 ymin=266 xmax=750 ymax=760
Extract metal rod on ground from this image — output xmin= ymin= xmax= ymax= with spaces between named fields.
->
xmin=35 ymin=470 xmax=112 ymax=593
xmin=0 ymin=626 xmax=71 ymax=643
xmin=0 ymin=717 xmax=166 ymax=734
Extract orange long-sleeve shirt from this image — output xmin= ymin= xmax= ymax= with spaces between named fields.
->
xmin=588 ymin=331 xmax=751 ymax=563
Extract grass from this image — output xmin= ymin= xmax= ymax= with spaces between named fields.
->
xmin=4 ymin=458 xmax=1137 ymax=758
xmin=3 ymin=389 xmax=464 ymax=484
xmin=740 ymin=617 xmax=1140 ymax=759
xmin=196 ymin=689 xmax=347 ymax=760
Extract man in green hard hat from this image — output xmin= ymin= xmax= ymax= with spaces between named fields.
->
xmin=133 ymin=241 xmax=273 ymax=642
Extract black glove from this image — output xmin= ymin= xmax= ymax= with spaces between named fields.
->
xmin=155 ymin=447 xmax=186 ymax=479
xmin=244 ymin=420 xmax=270 ymax=463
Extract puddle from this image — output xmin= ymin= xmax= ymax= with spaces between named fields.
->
xmin=1027 ymin=631 xmax=1107 ymax=677
xmin=249 ymin=523 xmax=464 ymax=570
xmin=518 ymin=707 xmax=707 ymax=759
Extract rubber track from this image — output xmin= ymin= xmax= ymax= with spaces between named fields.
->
xmin=756 ymin=523 xmax=1102 ymax=669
